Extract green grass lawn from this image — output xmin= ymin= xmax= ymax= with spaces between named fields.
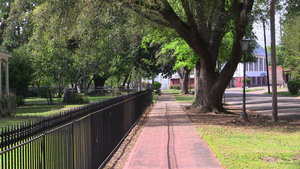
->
xmin=244 ymin=88 xmax=264 ymax=92
xmin=24 ymin=95 xmax=114 ymax=104
xmin=152 ymin=93 xmax=159 ymax=103
xmin=175 ymin=95 xmax=194 ymax=102
xmin=162 ymin=89 xmax=182 ymax=94
xmin=0 ymin=104 xmax=81 ymax=128
xmin=0 ymin=95 xmax=116 ymax=128
xmin=264 ymin=91 xmax=300 ymax=97
xmin=196 ymin=125 xmax=300 ymax=169
xmin=24 ymin=97 xmax=63 ymax=104
xmin=162 ymin=89 xmax=195 ymax=103
xmin=85 ymin=95 xmax=114 ymax=102
xmin=16 ymin=104 xmax=80 ymax=117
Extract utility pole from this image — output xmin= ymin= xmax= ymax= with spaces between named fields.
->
xmin=263 ymin=20 xmax=271 ymax=93
xmin=270 ymin=0 xmax=278 ymax=121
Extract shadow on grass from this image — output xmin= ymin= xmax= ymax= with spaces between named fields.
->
xmin=1 ymin=95 xmax=116 ymax=128
xmin=175 ymin=95 xmax=194 ymax=102
xmin=17 ymin=104 xmax=65 ymax=114
xmin=0 ymin=104 xmax=81 ymax=128
xmin=185 ymin=105 xmax=300 ymax=134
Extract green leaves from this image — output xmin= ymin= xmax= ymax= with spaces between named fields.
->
xmin=13 ymin=0 xmax=154 ymax=89
xmin=162 ymin=38 xmax=196 ymax=70
xmin=281 ymin=15 xmax=300 ymax=80
xmin=9 ymin=46 xmax=34 ymax=93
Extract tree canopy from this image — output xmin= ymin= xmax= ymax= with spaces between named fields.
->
xmin=280 ymin=0 xmax=300 ymax=80
xmin=1 ymin=0 xmax=167 ymax=94
xmin=120 ymin=0 xmax=255 ymax=113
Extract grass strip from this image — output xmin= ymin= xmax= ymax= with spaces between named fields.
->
xmin=243 ymin=88 xmax=264 ymax=92
xmin=1 ymin=95 xmax=115 ymax=128
xmin=196 ymin=125 xmax=300 ymax=169
xmin=174 ymin=95 xmax=194 ymax=102
xmin=264 ymin=91 xmax=300 ymax=97
xmin=152 ymin=93 xmax=159 ymax=103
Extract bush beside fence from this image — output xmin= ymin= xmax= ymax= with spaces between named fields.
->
xmin=0 ymin=90 xmax=152 ymax=169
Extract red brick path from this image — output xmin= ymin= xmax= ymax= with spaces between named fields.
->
xmin=123 ymin=93 xmax=222 ymax=169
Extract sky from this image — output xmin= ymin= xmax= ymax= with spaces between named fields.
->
xmin=253 ymin=13 xmax=283 ymax=47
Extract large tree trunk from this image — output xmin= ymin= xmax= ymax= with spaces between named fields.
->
xmin=193 ymin=34 xmax=245 ymax=113
xmin=194 ymin=59 xmax=224 ymax=113
xmin=178 ymin=67 xmax=191 ymax=94
xmin=192 ymin=62 xmax=227 ymax=113
xmin=93 ymin=74 xmax=107 ymax=89
xmin=194 ymin=61 xmax=201 ymax=101
xmin=121 ymin=73 xmax=130 ymax=88
xmin=181 ymin=73 xmax=189 ymax=94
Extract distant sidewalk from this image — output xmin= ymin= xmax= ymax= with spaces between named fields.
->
xmin=123 ymin=93 xmax=222 ymax=169
xmin=225 ymin=86 xmax=300 ymax=120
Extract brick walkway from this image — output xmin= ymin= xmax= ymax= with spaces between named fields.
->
xmin=123 ymin=93 xmax=222 ymax=169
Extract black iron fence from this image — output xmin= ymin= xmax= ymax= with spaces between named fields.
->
xmin=0 ymin=90 xmax=152 ymax=169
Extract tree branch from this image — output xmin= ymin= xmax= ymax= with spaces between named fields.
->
xmin=158 ymin=0 xmax=214 ymax=70
xmin=217 ymin=0 xmax=254 ymax=83
xmin=180 ymin=0 xmax=196 ymax=29
xmin=129 ymin=7 xmax=170 ymax=27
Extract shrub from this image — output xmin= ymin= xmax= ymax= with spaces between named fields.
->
xmin=188 ymin=86 xmax=195 ymax=90
xmin=63 ymin=90 xmax=89 ymax=104
xmin=243 ymin=78 xmax=251 ymax=86
xmin=153 ymin=81 xmax=162 ymax=90
xmin=38 ymin=87 xmax=54 ymax=104
xmin=0 ymin=93 xmax=17 ymax=117
xmin=112 ymin=89 xmax=122 ymax=96
xmin=287 ymin=80 xmax=300 ymax=95
xmin=16 ymin=96 xmax=25 ymax=106
xmin=141 ymin=82 xmax=151 ymax=89
xmin=72 ymin=93 xmax=89 ymax=104
xmin=170 ymin=85 xmax=180 ymax=90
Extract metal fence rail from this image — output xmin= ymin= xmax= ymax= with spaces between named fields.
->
xmin=0 ymin=90 xmax=152 ymax=169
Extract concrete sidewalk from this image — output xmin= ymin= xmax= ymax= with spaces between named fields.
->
xmin=123 ymin=93 xmax=222 ymax=169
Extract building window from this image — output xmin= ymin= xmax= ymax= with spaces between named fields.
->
xmin=259 ymin=58 xmax=264 ymax=71
xmin=252 ymin=77 xmax=256 ymax=85
xmin=254 ymin=59 xmax=258 ymax=71
xmin=249 ymin=62 xmax=253 ymax=71
xmin=190 ymin=69 xmax=195 ymax=75
xmin=262 ymin=76 xmax=267 ymax=85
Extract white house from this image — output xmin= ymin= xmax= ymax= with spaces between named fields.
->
xmin=231 ymin=44 xmax=268 ymax=87
xmin=152 ymin=44 xmax=269 ymax=89
xmin=153 ymin=74 xmax=171 ymax=90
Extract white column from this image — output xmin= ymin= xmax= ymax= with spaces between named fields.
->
xmin=5 ymin=60 xmax=9 ymax=95
xmin=0 ymin=59 xmax=2 ymax=99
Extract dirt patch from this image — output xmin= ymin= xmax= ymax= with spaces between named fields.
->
xmin=184 ymin=104 xmax=300 ymax=131
xmin=103 ymin=106 xmax=151 ymax=169
xmin=294 ymin=155 xmax=300 ymax=160
xmin=261 ymin=156 xmax=280 ymax=163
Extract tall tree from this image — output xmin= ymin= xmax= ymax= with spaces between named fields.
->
xmin=121 ymin=0 xmax=255 ymax=113
xmin=162 ymin=38 xmax=197 ymax=94
xmin=0 ymin=0 xmax=12 ymax=46
xmin=9 ymin=46 xmax=34 ymax=95
xmin=280 ymin=0 xmax=300 ymax=80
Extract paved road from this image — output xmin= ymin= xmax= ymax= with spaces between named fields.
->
xmin=123 ymin=93 xmax=222 ymax=169
xmin=224 ymin=87 xmax=300 ymax=120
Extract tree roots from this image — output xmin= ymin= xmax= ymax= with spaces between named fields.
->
xmin=186 ymin=102 xmax=234 ymax=114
